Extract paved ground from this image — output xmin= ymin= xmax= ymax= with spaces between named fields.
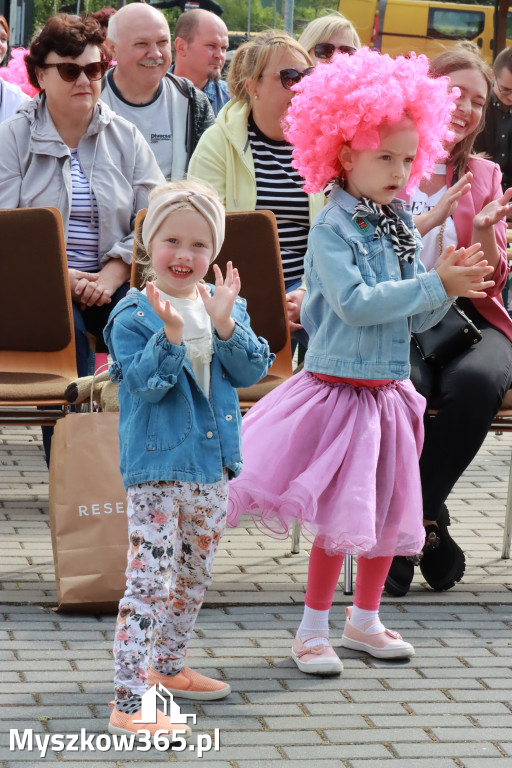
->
xmin=1 ymin=424 xmax=512 ymax=766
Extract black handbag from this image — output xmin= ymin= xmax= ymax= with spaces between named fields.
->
xmin=412 ymin=301 xmax=482 ymax=367
xmin=412 ymin=216 xmax=483 ymax=367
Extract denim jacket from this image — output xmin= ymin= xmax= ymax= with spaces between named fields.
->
xmin=104 ymin=289 xmax=273 ymax=489
xmin=302 ymin=185 xmax=453 ymax=379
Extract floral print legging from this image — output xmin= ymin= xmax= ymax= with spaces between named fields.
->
xmin=113 ymin=478 xmax=228 ymax=701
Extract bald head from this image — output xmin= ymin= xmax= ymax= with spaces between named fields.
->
xmin=175 ymin=9 xmax=227 ymax=44
xmin=173 ymin=9 xmax=228 ymax=89
xmin=107 ymin=3 xmax=169 ymax=45
xmin=106 ymin=2 xmax=172 ymax=103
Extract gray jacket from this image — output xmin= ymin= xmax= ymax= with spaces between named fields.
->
xmin=0 ymin=94 xmax=165 ymax=264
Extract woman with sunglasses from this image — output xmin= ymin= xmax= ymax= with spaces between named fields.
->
xmin=0 ymin=13 xmax=164 ymax=461
xmin=297 ymin=11 xmax=360 ymax=65
xmin=189 ymin=30 xmax=325 ymax=336
xmin=0 ymin=14 xmax=29 ymax=122
xmin=0 ymin=14 xmax=164 ymax=376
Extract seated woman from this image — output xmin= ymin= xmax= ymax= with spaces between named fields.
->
xmin=0 ymin=13 xmax=164 ymax=461
xmin=0 ymin=13 xmax=164 ymax=379
xmin=188 ymin=30 xmax=325 ymax=337
xmin=386 ymin=42 xmax=512 ymax=596
xmin=0 ymin=15 xmax=29 ymax=122
xmin=298 ymin=11 xmax=360 ymax=65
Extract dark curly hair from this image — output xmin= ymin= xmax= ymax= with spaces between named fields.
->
xmin=25 ymin=13 xmax=109 ymax=89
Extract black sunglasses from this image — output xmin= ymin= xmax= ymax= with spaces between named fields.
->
xmin=279 ymin=66 xmax=315 ymax=89
xmin=313 ymin=43 xmax=357 ymax=60
xmin=40 ymin=61 xmax=109 ymax=82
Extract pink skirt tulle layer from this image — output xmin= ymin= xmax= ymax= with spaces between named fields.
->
xmin=228 ymin=371 xmax=427 ymax=557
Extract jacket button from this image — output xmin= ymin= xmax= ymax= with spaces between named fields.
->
xmin=206 ymin=431 xmax=214 ymax=439
xmin=137 ymin=311 xmax=144 ymax=317
xmin=225 ymin=414 xmax=232 ymax=421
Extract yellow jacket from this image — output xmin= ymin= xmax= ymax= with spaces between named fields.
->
xmin=188 ymin=99 xmax=325 ymax=222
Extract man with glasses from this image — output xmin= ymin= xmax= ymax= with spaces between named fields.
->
xmin=102 ymin=3 xmax=214 ymax=180
xmin=475 ymin=47 xmax=512 ymax=193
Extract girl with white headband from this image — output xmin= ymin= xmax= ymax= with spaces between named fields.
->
xmin=104 ymin=179 xmax=273 ymax=745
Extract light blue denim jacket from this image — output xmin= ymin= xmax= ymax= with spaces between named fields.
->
xmin=104 ymin=288 xmax=273 ymax=489
xmin=302 ymin=185 xmax=453 ymax=380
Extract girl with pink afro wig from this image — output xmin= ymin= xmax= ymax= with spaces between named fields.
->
xmin=284 ymin=47 xmax=455 ymax=194
xmin=228 ymin=47 xmax=496 ymax=676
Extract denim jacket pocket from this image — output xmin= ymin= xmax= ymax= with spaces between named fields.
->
xmin=145 ymin=389 xmax=193 ymax=451
xmin=353 ymin=239 xmax=383 ymax=287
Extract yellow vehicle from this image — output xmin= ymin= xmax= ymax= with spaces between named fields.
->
xmin=339 ymin=0 xmax=512 ymax=64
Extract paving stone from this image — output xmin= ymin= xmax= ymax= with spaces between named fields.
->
xmin=394 ymin=743 xmax=503 ymax=758
xmin=282 ymin=744 xmax=393 ymax=759
xmin=348 ymin=762 xmax=456 ymax=768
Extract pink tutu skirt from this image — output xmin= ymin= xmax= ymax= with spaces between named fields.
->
xmin=228 ymin=371 xmax=426 ymax=557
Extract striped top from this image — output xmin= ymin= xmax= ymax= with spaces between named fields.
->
xmin=248 ymin=115 xmax=310 ymax=289
xmin=67 ymin=149 xmax=100 ymax=272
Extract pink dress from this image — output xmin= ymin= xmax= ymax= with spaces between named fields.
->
xmin=228 ymin=370 xmax=426 ymax=557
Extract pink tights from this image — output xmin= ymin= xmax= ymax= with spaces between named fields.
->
xmin=304 ymin=543 xmax=393 ymax=612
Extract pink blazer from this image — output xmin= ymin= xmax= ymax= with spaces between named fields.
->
xmin=404 ymin=156 xmax=512 ymax=343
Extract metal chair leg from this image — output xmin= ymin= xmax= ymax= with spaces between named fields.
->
xmin=343 ymin=554 xmax=353 ymax=594
xmin=502 ymin=450 xmax=512 ymax=558
xmin=290 ymin=520 xmax=301 ymax=554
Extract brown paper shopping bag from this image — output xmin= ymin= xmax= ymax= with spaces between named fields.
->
xmin=49 ymin=412 xmax=128 ymax=612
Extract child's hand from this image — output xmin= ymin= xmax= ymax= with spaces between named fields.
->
xmin=473 ymin=187 xmax=512 ymax=231
xmin=435 ymin=243 xmax=495 ymax=299
xmin=198 ymin=261 xmax=240 ymax=340
xmin=286 ymin=289 xmax=305 ymax=331
xmin=146 ymin=282 xmax=184 ymax=345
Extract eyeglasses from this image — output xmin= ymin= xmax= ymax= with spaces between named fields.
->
xmin=277 ymin=67 xmax=315 ymax=89
xmin=40 ymin=61 xmax=109 ymax=82
xmin=495 ymin=79 xmax=512 ymax=97
xmin=313 ymin=43 xmax=357 ymax=60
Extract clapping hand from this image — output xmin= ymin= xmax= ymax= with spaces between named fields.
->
xmin=198 ymin=261 xmax=240 ymax=340
xmin=435 ymin=242 xmax=495 ymax=299
xmin=146 ymin=281 xmax=184 ymax=345
xmin=473 ymin=187 xmax=512 ymax=230
xmin=432 ymin=172 xmax=472 ymax=226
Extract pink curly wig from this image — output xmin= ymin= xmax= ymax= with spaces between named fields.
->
xmin=283 ymin=47 xmax=457 ymax=194
xmin=0 ymin=47 xmax=39 ymax=97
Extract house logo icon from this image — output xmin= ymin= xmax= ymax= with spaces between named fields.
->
xmin=133 ymin=683 xmax=197 ymax=725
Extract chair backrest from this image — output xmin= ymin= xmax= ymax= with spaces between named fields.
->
xmin=0 ymin=207 xmax=73 ymax=352
xmin=131 ymin=209 xmax=290 ymax=354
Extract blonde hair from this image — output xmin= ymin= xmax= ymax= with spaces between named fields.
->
xmin=429 ymin=41 xmax=492 ymax=178
xmin=298 ymin=12 xmax=361 ymax=55
xmin=137 ymin=178 xmax=223 ymax=284
xmin=227 ymin=29 xmax=312 ymax=104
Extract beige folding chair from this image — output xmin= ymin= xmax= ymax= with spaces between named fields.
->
xmin=0 ymin=207 xmax=78 ymax=425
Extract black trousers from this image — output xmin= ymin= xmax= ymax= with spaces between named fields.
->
xmin=410 ymin=298 xmax=512 ymax=521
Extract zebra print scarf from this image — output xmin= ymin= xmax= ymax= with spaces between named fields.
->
xmin=352 ymin=197 xmax=416 ymax=265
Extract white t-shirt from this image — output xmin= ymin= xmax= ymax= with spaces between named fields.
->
xmin=410 ymin=185 xmax=458 ymax=271
xmin=143 ymin=286 xmax=213 ymax=397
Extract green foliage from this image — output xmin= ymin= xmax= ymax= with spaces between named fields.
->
xmin=221 ymin=0 xmax=281 ymax=33
xmin=31 ymin=0 xmax=338 ymax=42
